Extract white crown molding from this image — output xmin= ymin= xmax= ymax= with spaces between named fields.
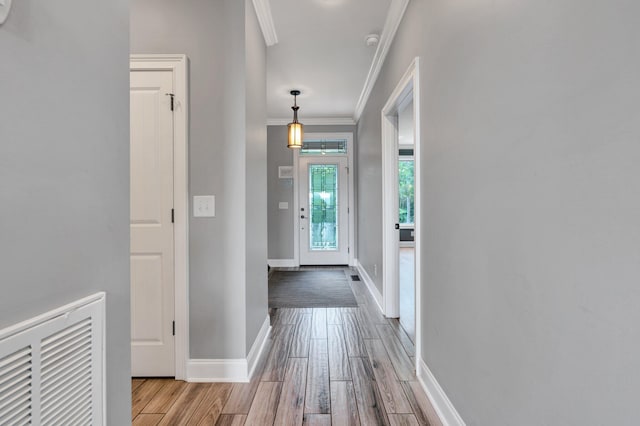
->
xmin=353 ymin=0 xmax=410 ymax=122
xmin=267 ymin=117 xmax=356 ymax=126
xmin=417 ymin=358 xmax=467 ymax=425
xmin=252 ymin=0 xmax=278 ymax=46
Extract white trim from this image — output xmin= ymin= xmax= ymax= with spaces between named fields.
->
xmin=267 ymin=117 xmax=356 ymax=126
xmin=353 ymin=0 xmax=410 ymax=122
xmin=0 ymin=292 xmax=106 ymax=340
xmin=417 ymin=358 xmax=467 ymax=426
xmin=268 ymin=259 xmax=298 ymax=268
xmin=187 ymin=359 xmax=250 ymax=383
xmin=130 ymin=54 xmax=190 ymax=380
xmin=381 ymin=58 xmax=422 ymax=366
xmin=252 ymin=0 xmax=278 ymax=46
xmin=355 ymin=259 xmax=384 ymax=313
xmin=399 ymin=241 xmax=415 ymax=248
xmin=295 ymin=132 xmax=355 ymax=266
xmin=187 ymin=315 xmax=271 ymax=383
xmin=246 ymin=315 xmax=271 ymax=378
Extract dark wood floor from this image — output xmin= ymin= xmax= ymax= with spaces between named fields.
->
xmin=131 ymin=270 xmax=441 ymax=425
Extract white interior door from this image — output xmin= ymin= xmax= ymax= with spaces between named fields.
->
xmin=130 ymin=69 xmax=175 ymax=376
xmin=299 ymin=156 xmax=349 ymax=265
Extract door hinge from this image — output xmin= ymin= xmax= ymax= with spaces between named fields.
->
xmin=166 ymin=93 xmax=175 ymax=111
xmin=171 ymin=208 xmax=175 ymax=223
xmin=348 ymin=247 xmax=350 ymax=254
xmin=172 ymin=321 xmax=175 ymax=336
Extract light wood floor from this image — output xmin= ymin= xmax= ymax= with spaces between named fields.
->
xmin=131 ymin=270 xmax=442 ymax=425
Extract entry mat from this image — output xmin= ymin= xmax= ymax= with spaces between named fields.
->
xmin=268 ymin=270 xmax=358 ymax=308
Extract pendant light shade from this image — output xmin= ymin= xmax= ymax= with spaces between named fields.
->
xmin=287 ymin=90 xmax=303 ymax=149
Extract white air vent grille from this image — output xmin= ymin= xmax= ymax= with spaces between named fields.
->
xmin=0 ymin=346 xmax=32 ymax=425
xmin=40 ymin=318 xmax=93 ymax=425
xmin=0 ymin=293 xmax=105 ymax=425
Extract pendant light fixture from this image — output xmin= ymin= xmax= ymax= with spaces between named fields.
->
xmin=287 ymin=90 xmax=303 ymax=149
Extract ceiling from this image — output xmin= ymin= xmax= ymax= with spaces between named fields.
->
xmin=264 ymin=0 xmax=393 ymax=123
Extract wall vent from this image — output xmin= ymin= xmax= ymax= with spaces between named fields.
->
xmin=0 ymin=293 xmax=106 ymax=425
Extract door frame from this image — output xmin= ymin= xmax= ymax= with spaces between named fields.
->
xmin=381 ymin=58 xmax=421 ymax=362
xmin=293 ymin=132 xmax=355 ymax=266
xmin=130 ymin=54 xmax=189 ymax=380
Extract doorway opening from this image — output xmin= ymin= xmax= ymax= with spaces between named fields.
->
xmin=130 ymin=54 xmax=189 ymax=380
xmin=381 ymin=58 xmax=421 ymax=360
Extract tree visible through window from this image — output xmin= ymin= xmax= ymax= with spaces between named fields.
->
xmin=398 ymin=159 xmax=414 ymax=225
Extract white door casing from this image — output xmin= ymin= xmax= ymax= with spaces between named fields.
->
xmin=381 ymin=57 xmax=422 ymax=367
xmin=130 ymin=69 xmax=175 ymax=376
xmin=299 ymin=156 xmax=349 ymax=265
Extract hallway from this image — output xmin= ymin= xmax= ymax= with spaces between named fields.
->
xmin=131 ymin=273 xmax=441 ymax=425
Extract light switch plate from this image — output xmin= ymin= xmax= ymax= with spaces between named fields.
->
xmin=278 ymin=202 xmax=289 ymax=210
xmin=194 ymin=195 xmax=215 ymax=217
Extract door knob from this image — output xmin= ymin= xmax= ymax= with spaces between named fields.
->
xmin=301 ymin=215 xmax=306 ymax=219
xmin=395 ymin=223 xmax=400 ymax=230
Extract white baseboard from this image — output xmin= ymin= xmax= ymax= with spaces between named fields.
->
xmin=354 ymin=259 xmax=384 ymax=313
xmin=247 ymin=315 xmax=271 ymax=378
xmin=186 ymin=358 xmax=249 ymax=383
xmin=187 ymin=315 xmax=271 ymax=383
xmin=268 ymin=259 xmax=297 ymax=268
xmin=417 ymin=358 xmax=466 ymax=426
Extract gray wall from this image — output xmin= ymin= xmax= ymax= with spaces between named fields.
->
xmin=244 ymin=1 xmax=269 ymax=352
xmin=131 ymin=0 xmax=268 ymax=359
xmin=267 ymin=125 xmax=357 ymax=260
xmin=0 ymin=0 xmax=131 ymax=424
xmin=357 ymin=0 xmax=640 ymax=424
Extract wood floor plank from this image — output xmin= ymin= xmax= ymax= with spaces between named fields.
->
xmin=327 ymin=308 xmax=343 ymax=324
xmin=364 ymin=339 xmax=412 ymax=413
xmin=245 ymin=382 xmax=282 ymax=426
xmin=188 ymin=383 xmax=233 ymax=425
xmin=387 ymin=319 xmax=416 ymax=358
xmin=401 ymin=381 xmax=443 ymax=426
xmin=261 ymin=324 xmax=295 ymax=381
xmin=363 ymin=299 xmax=388 ymax=324
xmin=142 ymin=379 xmax=188 ymax=414
xmin=223 ymin=337 xmax=274 ymax=414
xmin=303 ymin=414 xmax=332 ymax=425
xmin=355 ymin=307 xmax=378 ymax=339
xmin=342 ymin=312 xmax=367 ymax=357
xmin=328 ymin=324 xmax=352 ymax=380
xmin=215 ymin=414 xmax=246 ymax=426
xmin=132 ymin=379 xmax=166 ymax=418
xmin=330 ymin=381 xmax=360 ymax=426
xmin=132 ymin=379 xmax=146 ymax=392
xmin=311 ymin=308 xmax=327 ymax=339
xmin=305 ymin=339 xmax=330 ymax=414
xmin=389 ymin=413 xmax=420 ymax=426
xmin=274 ymin=358 xmax=308 ymax=426
xmin=158 ymin=383 xmax=210 ymax=425
xmin=279 ymin=308 xmax=298 ymax=324
xmin=350 ymin=357 xmax=390 ymax=426
xmin=290 ymin=314 xmax=312 ymax=357
xmin=376 ymin=324 xmax=415 ymax=381
xmin=133 ymin=413 xmax=164 ymax=426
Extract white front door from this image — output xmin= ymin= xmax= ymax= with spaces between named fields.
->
xmin=130 ymin=69 xmax=175 ymax=376
xmin=299 ymin=156 xmax=349 ymax=265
